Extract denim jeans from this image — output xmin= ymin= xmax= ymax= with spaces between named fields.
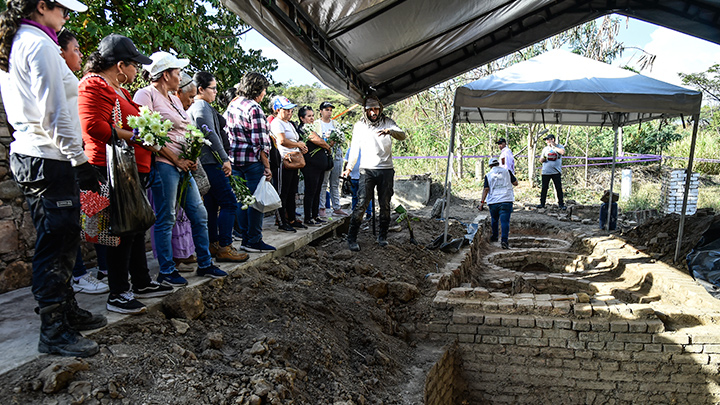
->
xmin=10 ymin=154 xmax=79 ymax=307
xmin=489 ymin=202 xmax=513 ymax=244
xmin=150 ymin=162 xmax=211 ymax=274
xmin=350 ymin=169 xmax=394 ymax=234
xmin=350 ymin=178 xmax=373 ymax=216
xmin=319 ymin=156 xmax=343 ymax=211
xmin=233 ymin=161 xmax=265 ymax=245
xmin=202 ymin=163 xmax=238 ymax=247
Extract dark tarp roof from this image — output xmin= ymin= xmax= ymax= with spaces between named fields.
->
xmin=222 ymin=0 xmax=720 ymax=105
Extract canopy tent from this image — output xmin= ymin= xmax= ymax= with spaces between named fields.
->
xmin=222 ymin=0 xmax=720 ymax=106
xmin=444 ymin=50 xmax=702 ymax=261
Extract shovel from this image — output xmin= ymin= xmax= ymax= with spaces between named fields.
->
xmin=394 ymin=205 xmax=418 ymax=245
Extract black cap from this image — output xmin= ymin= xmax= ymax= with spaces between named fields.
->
xmin=98 ymin=34 xmax=152 ymax=65
xmin=543 ymin=134 xmax=555 ymax=140
xmin=496 ymin=138 xmax=507 ymax=145
xmin=319 ymin=101 xmax=335 ymax=110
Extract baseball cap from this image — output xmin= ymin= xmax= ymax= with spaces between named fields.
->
xmin=488 ymin=157 xmax=499 ymax=166
xmin=98 ymin=34 xmax=152 ymax=65
xmin=543 ymin=134 xmax=556 ymax=140
xmin=53 ymin=0 xmax=88 ymax=12
xmin=179 ymin=71 xmax=193 ymax=89
xmin=144 ymin=51 xmax=190 ymax=77
xmin=272 ymin=96 xmax=296 ymax=111
xmin=319 ymin=101 xmax=335 ymax=110
xmin=496 ymin=138 xmax=507 ymax=145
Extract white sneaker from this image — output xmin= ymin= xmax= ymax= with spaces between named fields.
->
xmin=73 ymin=273 xmax=109 ymax=294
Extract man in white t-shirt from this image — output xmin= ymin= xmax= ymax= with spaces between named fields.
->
xmin=496 ymin=137 xmax=515 ymax=174
xmin=316 ymin=101 xmax=348 ymax=217
xmin=537 ymin=134 xmax=566 ymax=210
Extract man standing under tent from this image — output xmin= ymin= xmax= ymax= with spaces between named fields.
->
xmin=343 ymin=96 xmax=406 ymax=251
xmin=497 ymin=137 xmax=515 ymax=173
xmin=537 ymin=134 xmax=566 ymax=210
xmin=479 ymin=157 xmax=518 ymax=249
xmin=316 ymin=101 xmax=348 ymax=217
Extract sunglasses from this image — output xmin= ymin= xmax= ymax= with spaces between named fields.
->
xmin=46 ymin=1 xmax=71 ymax=18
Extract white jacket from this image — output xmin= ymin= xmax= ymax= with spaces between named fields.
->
xmin=0 ymin=24 xmax=87 ymax=166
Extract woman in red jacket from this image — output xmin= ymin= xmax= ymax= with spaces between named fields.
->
xmin=78 ymin=34 xmax=173 ymax=315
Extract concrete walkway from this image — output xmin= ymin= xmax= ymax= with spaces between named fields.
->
xmin=0 ymin=214 xmax=349 ymax=377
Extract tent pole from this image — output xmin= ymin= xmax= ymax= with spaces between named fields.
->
xmin=442 ymin=119 xmax=457 ymax=243
xmin=606 ymin=115 xmax=620 ymax=231
xmin=674 ymin=114 xmax=700 ymax=263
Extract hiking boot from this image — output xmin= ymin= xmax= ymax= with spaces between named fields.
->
xmin=377 ymin=237 xmax=388 ymax=248
xmin=38 ymin=304 xmax=99 ymax=357
xmin=65 ymin=296 xmax=107 ymax=331
xmin=278 ymin=223 xmax=297 ymax=232
xmin=72 ymin=273 xmax=109 ymax=295
xmin=501 ymin=242 xmax=510 ymax=249
xmin=157 ymin=271 xmax=188 ymax=287
xmin=348 ymin=240 xmax=360 ymax=251
xmin=107 ymin=291 xmax=147 ymax=315
xmin=133 ymin=281 xmax=174 ymax=298
xmin=197 ymin=264 xmax=228 ymax=279
xmin=242 ymin=240 xmax=276 ymax=253
xmin=215 ymin=245 xmax=249 ymax=262
xmin=174 ymin=255 xmax=197 ymax=265
xmin=209 ymin=242 xmax=220 ymax=257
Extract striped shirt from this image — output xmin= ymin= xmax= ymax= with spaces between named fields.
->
xmin=224 ymin=97 xmax=271 ymax=165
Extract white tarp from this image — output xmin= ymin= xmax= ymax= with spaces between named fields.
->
xmin=453 ymin=50 xmax=702 ymax=126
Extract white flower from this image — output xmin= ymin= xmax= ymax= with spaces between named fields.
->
xmin=139 ymin=106 xmax=151 ymax=115
xmin=137 ymin=116 xmax=148 ymax=127
xmin=150 ymin=121 xmax=162 ymax=133
xmin=162 ymin=120 xmax=173 ymax=131
xmin=241 ymin=204 xmax=249 ymax=210
xmin=203 ymin=139 xmax=212 ymax=147
xmin=127 ymin=115 xmax=138 ymax=127
xmin=143 ymin=134 xmax=155 ymax=144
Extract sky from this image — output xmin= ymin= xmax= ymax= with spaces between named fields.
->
xmin=239 ymin=15 xmax=720 ymax=90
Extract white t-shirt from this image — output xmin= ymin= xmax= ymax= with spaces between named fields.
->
xmin=270 ymin=118 xmax=300 ymax=157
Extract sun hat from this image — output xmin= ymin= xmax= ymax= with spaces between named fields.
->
xmin=53 ymin=0 xmax=88 ymax=12
xmin=98 ymin=34 xmax=152 ymax=65
xmin=272 ymin=96 xmax=296 ymax=111
xmin=144 ymin=51 xmax=190 ymax=77
xmin=489 ymin=157 xmax=499 ymax=166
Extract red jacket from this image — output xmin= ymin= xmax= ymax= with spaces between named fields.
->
xmin=78 ymin=75 xmax=152 ymax=173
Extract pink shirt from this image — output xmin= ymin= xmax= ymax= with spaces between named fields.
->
xmin=133 ymin=85 xmax=189 ymax=167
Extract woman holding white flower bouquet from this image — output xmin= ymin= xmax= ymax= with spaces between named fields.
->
xmin=79 ymin=34 xmax=173 ymax=315
xmin=188 ymin=71 xmax=248 ymax=263
xmin=134 ymin=51 xmax=227 ymax=287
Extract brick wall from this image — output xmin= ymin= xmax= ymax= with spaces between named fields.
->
xmin=424 ymin=341 xmax=466 ymax=405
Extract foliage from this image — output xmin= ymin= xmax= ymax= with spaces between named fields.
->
xmin=65 ymin=0 xmax=276 ymax=92
xmin=679 ymin=63 xmax=720 ymax=105
xmin=664 ymin=130 xmax=720 ymax=175
xmin=622 ymin=122 xmax=682 ymax=155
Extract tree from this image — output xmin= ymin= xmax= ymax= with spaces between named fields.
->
xmin=64 ymin=0 xmax=276 ymax=90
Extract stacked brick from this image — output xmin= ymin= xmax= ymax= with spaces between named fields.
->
xmin=424 ymin=341 xmax=466 ymax=405
xmin=661 ymin=169 xmax=699 ymax=215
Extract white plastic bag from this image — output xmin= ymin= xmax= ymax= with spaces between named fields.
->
xmin=251 ymin=179 xmax=282 ymax=213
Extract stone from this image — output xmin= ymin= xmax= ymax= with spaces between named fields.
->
xmin=430 ymin=198 xmax=445 ymax=219
xmin=252 ymin=378 xmax=273 ymax=397
xmin=365 ymin=279 xmax=388 ymax=298
xmin=0 ymin=179 xmax=23 ymax=199
xmin=204 ymin=332 xmax=224 ymax=349
xmin=0 ymin=205 xmax=12 ymax=218
xmin=0 ymin=219 xmax=18 ymax=254
xmin=388 ymin=281 xmax=420 ymax=303
xmin=248 ymin=394 xmax=262 ymax=405
xmin=171 ymin=319 xmax=190 ymax=334
xmin=247 ymin=341 xmax=267 ymax=356
xmin=0 ymin=260 xmax=31 ymax=293
xmin=68 ymin=380 xmax=92 ymax=401
xmin=36 ymin=359 xmax=90 ymax=394
xmin=162 ymin=288 xmax=204 ymax=320
xmin=19 ymin=211 xmax=35 ymax=247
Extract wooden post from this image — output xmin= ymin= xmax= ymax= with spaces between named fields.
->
xmin=585 ymin=129 xmax=590 ymax=187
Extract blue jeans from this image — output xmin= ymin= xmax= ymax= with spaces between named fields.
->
xmin=489 ymin=202 xmax=513 ymax=244
xmin=150 ymin=162 xmax=211 ymax=274
xmin=202 ymin=163 xmax=238 ymax=247
xmin=233 ymin=161 xmax=265 ymax=245
xmin=350 ymin=178 xmax=373 ymax=216
xmin=10 ymin=155 xmax=79 ymax=308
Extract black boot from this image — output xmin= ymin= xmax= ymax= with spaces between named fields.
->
xmin=66 ymin=294 xmax=107 ymax=331
xmin=378 ymin=225 xmax=389 ymax=247
xmin=38 ymin=304 xmax=99 ymax=357
xmin=347 ymin=223 xmax=360 ymax=252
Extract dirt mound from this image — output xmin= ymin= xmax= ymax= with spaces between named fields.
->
xmin=0 ymin=218 xmax=467 ymax=405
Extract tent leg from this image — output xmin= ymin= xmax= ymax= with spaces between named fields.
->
xmin=442 ymin=121 xmax=457 ymax=243
xmin=674 ymin=115 xmax=700 ymax=263
xmin=606 ymin=118 xmax=619 ymax=231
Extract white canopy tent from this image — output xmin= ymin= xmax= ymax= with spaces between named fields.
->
xmin=444 ymin=50 xmax=702 ymax=261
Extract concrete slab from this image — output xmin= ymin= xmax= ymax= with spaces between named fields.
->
xmin=0 ymin=214 xmax=349 ymax=377
xmin=392 ymin=178 xmax=431 ymax=209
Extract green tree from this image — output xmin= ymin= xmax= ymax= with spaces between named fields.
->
xmin=64 ymin=0 xmax=276 ymax=91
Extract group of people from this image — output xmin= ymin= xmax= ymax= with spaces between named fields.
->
xmin=480 ymin=133 xmax=566 ymax=249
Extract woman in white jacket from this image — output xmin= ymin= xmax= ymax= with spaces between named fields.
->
xmin=0 ymin=0 xmax=103 ymax=357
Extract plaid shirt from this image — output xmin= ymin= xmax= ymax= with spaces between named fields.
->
xmin=224 ymin=97 xmax=271 ymax=165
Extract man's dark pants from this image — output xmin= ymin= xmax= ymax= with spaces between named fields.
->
xmin=10 ymin=154 xmax=80 ymax=308
xmin=540 ymin=173 xmax=564 ymax=207
xmin=349 ymin=169 xmax=394 ymax=238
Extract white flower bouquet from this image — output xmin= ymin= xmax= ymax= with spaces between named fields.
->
xmin=126 ymin=106 xmax=173 ymax=150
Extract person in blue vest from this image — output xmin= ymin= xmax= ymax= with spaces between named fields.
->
xmin=479 ymin=158 xmax=518 ymax=249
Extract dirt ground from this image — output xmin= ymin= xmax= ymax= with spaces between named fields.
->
xmin=1 ymin=176 xmax=717 ymax=405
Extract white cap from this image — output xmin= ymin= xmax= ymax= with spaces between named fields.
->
xmin=144 ymin=51 xmax=190 ymax=77
xmin=488 ymin=157 xmax=499 ymax=166
xmin=55 ymin=0 xmax=88 ymax=12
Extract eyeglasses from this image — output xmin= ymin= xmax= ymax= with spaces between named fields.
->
xmin=206 ymin=86 xmax=217 ymax=91
xmin=48 ymin=1 xmax=71 ymax=18
xmin=127 ymin=62 xmax=141 ymax=70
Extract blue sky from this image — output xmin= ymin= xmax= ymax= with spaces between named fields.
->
xmin=239 ymin=15 xmax=720 ymax=89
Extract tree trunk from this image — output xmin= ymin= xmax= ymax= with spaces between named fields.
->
xmin=585 ymin=129 xmax=590 ymax=187
xmin=527 ymin=125 xmax=535 ymax=184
